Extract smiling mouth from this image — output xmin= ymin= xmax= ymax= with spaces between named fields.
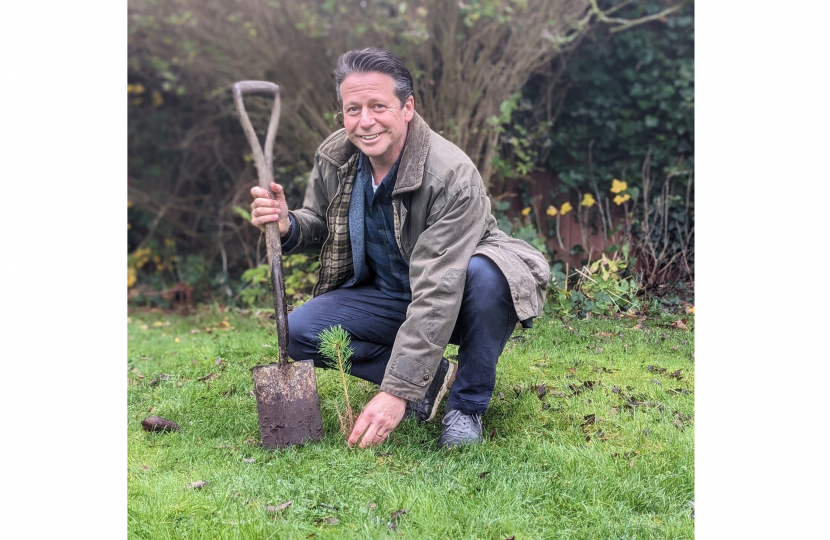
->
xmin=358 ymin=134 xmax=382 ymax=141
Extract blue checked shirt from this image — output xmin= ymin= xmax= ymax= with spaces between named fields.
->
xmin=357 ymin=152 xmax=412 ymax=301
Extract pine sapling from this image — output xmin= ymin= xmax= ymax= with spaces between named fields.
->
xmin=317 ymin=325 xmax=356 ymax=436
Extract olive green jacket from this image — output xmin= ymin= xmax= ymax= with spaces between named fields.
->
xmin=286 ymin=113 xmax=550 ymax=401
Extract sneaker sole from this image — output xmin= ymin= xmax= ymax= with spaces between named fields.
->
xmin=425 ymin=361 xmax=457 ymax=422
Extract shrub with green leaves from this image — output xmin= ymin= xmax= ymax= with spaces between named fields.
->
xmin=551 ymin=251 xmax=641 ymax=318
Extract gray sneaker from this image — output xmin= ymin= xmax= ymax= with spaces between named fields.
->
xmin=438 ymin=409 xmax=483 ymax=449
xmin=404 ymin=357 xmax=457 ymax=422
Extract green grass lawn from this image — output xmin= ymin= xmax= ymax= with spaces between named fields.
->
xmin=128 ymin=306 xmax=694 ymax=539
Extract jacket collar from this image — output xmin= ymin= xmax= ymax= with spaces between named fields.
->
xmin=316 ymin=112 xmax=432 ymax=196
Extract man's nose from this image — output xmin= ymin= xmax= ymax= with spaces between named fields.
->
xmin=359 ymin=108 xmax=375 ymax=128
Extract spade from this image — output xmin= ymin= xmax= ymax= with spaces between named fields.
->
xmin=233 ymin=81 xmax=324 ymax=449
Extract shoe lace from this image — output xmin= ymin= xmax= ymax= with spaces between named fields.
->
xmin=443 ymin=409 xmax=482 ymax=434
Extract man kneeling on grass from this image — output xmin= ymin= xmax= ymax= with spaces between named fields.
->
xmin=249 ymin=48 xmax=549 ymax=449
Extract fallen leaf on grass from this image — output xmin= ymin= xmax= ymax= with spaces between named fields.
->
xmin=611 ymin=451 xmax=638 ymax=459
xmin=651 ymin=379 xmax=662 ymax=385
xmin=674 ymin=411 xmax=691 ymax=422
xmin=671 ymin=319 xmax=688 ymax=331
xmin=497 ymin=392 xmax=504 ymax=400
xmin=489 ymin=428 xmax=496 ymax=440
xmin=367 ymin=503 xmax=377 ymax=510
xmin=265 ymin=501 xmax=292 ymax=514
xmin=141 ymin=416 xmax=180 ymax=433
xmin=568 ymin=380 xmax=596 ymax=396
xmin=387 ymin=509 xmax=407 ymax=529
xmin=647 ymin=365 xmax=667 ymax=374
xmin=632 ymin=323 xmax=642 ymax=330
xmin=315 ymin=517 xmax=339 ymax=525
xmin=243 ymin=458 xmax=255 ymax=463
xmin=624 ymin=400 xmax=662 ymax=410
xmin=537 ymin=384 xmax=546 ymax=398
xmin=669 ymin=369 xmax=683 ymax=379
xmin=669 ymin=388 xmax=691 ymax=395
xmin=190 ymin=329 xmax=201 ymax=334
xmin=595 ymin=332 xmax=616 ymax=338
xmin=672 ymin=419 xmax=686 ymax=431
xmin=479 ymin=471 xmax=490 ymax=479
xmin=198 ymin=373 xmax=219 ymax=382
xmin=188 ymin=481 xmax=209 ymax=489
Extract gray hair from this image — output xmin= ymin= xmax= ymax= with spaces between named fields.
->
xmin=334 ymin=48 xmax=414 ymax=106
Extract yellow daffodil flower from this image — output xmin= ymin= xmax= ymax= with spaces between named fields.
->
xmin=613 ymin=193 xmax=631 ymax=205
xmin=560 ymin=202 xmax=573 ymax=215
xmin=521 ymin=207 xmax=531 ymax=216
xmin=128 ymin=267 xmax=137 ymax=288
xmin=581 ymin=193 xmax=596 ymax=207
xmin=610 ymin=179 xmax=627 ymax=194
xmin=546 ymin=205 xmax=558 ymax=217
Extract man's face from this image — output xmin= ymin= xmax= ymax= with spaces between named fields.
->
xmin=340 ymin=71 xmax=414 ymax=167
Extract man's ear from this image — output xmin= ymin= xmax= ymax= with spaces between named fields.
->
xmin=403 ymin=95 xmax=415 ymax=121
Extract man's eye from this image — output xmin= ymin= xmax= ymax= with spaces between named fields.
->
xmin=373 ymin=104 xmax=386 ymax=111
xmin=346 ymin=107 xmax=360 ymax=114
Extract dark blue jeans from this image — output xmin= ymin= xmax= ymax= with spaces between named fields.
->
xmin=288 ymin=255 xmax=518 ymax=415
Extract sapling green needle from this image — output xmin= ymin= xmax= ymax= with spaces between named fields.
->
xmin=317 ymin=325 xmax=356 ymax=436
